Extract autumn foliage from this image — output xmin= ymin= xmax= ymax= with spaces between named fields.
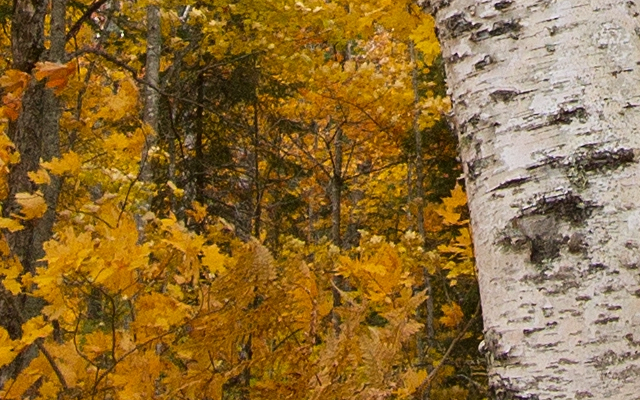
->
xmin=0 ymin=1 xmax=485 ymax=399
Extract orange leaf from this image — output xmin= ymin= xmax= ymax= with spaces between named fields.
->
xmin=439 ymin=302 xmax=464 ymax=328
xmin=34 ymin=61 xmax=76 ymax=93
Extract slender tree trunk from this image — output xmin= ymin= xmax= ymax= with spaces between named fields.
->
xmin=6 ymin=0 xmax=64 ymax=275
xmin=331 ymin=126 xmax=343 ymax=248
xmin=0 ymin=0 xmax=65 ymax=384
xmin=432 ymin=0 xmax=640 ymax=397
xmin=194 ymin=73 xmax=205 ymax=203
xmin=141 ymin=4 xmax=161 ymax=183
xmin=410 ymin=41 xmax=435 ymax=400
xmin=252 ymin=101 xmax=262 ymax=238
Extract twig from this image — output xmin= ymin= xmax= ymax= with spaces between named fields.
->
xmin=65 ymin=0 xmax=110 ymax=43
xmin=415 ymin=301 xmax=481 ymax=397
xmin=0 ymin=287 xmax=69 ymax=390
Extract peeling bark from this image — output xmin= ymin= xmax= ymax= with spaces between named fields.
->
xmin=434 ymin=0 xmax=640 ymax=397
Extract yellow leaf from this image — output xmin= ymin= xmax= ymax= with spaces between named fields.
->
xmin=442 ymin=183 xmax=467 ymax=211
xmin=360 ymin=261 xmax=387 ymax=275
xmin=134 ymin=292 xmax=191 ymax=332
xmin=0 ymin=327 xmax=18 ymax=368
xmin=201 ymin=244 xmax=226 ymax=274
xmin=28 ymin=168 xmax=51 ymax=185
xmin=167 ymin=180 xmax=184 ymax=196
xmin=436 ymin=208 xmax=461 ymax=225
xmin=439 ymin=302 xmax=464 ymax=328
xmin=41 ymin=151 xmax=82 ymax=176
xmin=410 ymin=16 xmax=440 ymax=66
xmin=0 ymin=217 xmax=23 ymax=232
xmin=0 ymin=70 xmax=29 ymax=92
xmin=398 ymin=367 xmax=427 ymax=396
xmin=187 ymin=201 xmax=207 ymax=223
xmin=20 ymin=316 xmax=53 ymax=346
xmin=2 ymin=279 xmax=22 ymax=296
xmin=13 ymin=191 xmax=47 ymax=220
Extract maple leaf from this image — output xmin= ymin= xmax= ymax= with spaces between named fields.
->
xmin=442 ymin=183 xmax=467 ymax=210
xmin=187 ymin=201 xmax=208 ymax=223
xmin=201 ymin=244 xmax=226 ymax=274
xmin=398 ymin=367 xmax=428 ymax=397
xmin=0 ymin=327 xmax=17 ymax=368
xmin=0 ymin=70 xmax=30 ymax=121
xmin=0 ymin=217 xmax=23 ymax=232
xmin=28 ymin=168 xmax=51 ymax=185
xmin=410 ymin=16 xmax=440 ymax=66
xmin=439 ymin=302 xmax=464 ymax=328
xmin=41 ymin=151 xmax=82 ymax=176
xmin=0 ymin=257 xmax=23 ymax=294
xmin=13 ymin=191 xmax=47 ymax=220
xmin=0 ymin=70 xmax=29 ymax=93
xmin=34 ymin=61 xmax=77 ymax=94
xmin=19 ymin=316 xmax=53 ymax=346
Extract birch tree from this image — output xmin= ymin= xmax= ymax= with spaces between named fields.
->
xmin=430 ymin=0 xmax=640 ymax=397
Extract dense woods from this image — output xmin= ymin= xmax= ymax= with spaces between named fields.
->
xmin=0 ymin=1 xmax=487 ymax=399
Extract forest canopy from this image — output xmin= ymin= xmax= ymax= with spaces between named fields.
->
xmin=0 ymin=1 xmax=484 ymax=399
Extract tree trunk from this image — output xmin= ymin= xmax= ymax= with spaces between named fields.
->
xmin=141 ymin=4 xmax=161 ymax=183
xmin=410 ymin=41 xmax=435 ymax=400
xmin=432 ymin=0 xmax=640 ymax=397
xmin=331 ymin=126 xmax=343 ymax=248
xmin=0 ymin=0 xmax=65 ymax=384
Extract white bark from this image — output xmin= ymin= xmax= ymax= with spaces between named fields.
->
xmin=432 ymin=0 xmax=640 ymax=398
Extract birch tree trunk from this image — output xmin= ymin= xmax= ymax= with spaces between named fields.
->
xmin=431 ymin=0 xmax=640 ymax=397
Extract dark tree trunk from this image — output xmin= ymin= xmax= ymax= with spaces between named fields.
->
xmin=0 ymin=0 xmax=65 ymax=384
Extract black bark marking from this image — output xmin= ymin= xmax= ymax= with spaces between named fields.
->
xmin=624 ymin=333 xmax=640 ymax=347
xmin=523 ymin=192 xmax=595 ymax=224
xmin=594 ymin=316 xmax=619 ymax=325
xmin=523 ymin=327 xmax=545 ymax=336
xmin=474 ymin=54 xmax=493 ymax=70
xmin=501 ymin=192 xmax=597 ymax=266
xmin=587 ymin=263 xmax=608 ymax=274
xmin=575 ymin=295 xmax=591 ymax=301
xmin=471 ymin=20 xmax=522 ymax=41
xmin=490 ymin=378 xmax=540 ymax=400
xmin=447 ymin=52 xmax=469 ymax=64
xmin=530 ymin=236 xmax=561 ymax=263
xmin=532 ymin=341 xmax=559 ymax=348
xmin=443 ymin=12 xmax=480 ymax=38
xmin=547 ymin=107 xmax=588 ymax=125
xmin=494 ymin=0 xmax=513 ymax=10
xmin=573 ymin=148 xmax=635 ymax=172
xmin=490 ymin=176 xmax=530 ymax=191
xmin=589 ymin=350 xmax=618 ymax=369
xmin=483 ymin=328 xmax=512 ymax=362
xmin=490 ymin=20 xmax=522 ymax=36
xmin=566 ymin=232 xmax=586 ymax=253
xmin=490 ymin=89 xmax=519 ymax=102
xmin=466 ymin=156 xmax=496 ymax=180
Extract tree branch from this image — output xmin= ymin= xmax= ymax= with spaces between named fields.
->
xmin=66 ymin=0 xmax=110 ymax=43
xmin=415 ymin=301 xmax=481 ymax=397
xmin=0 ymin=287 xmax=69 ymax=390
